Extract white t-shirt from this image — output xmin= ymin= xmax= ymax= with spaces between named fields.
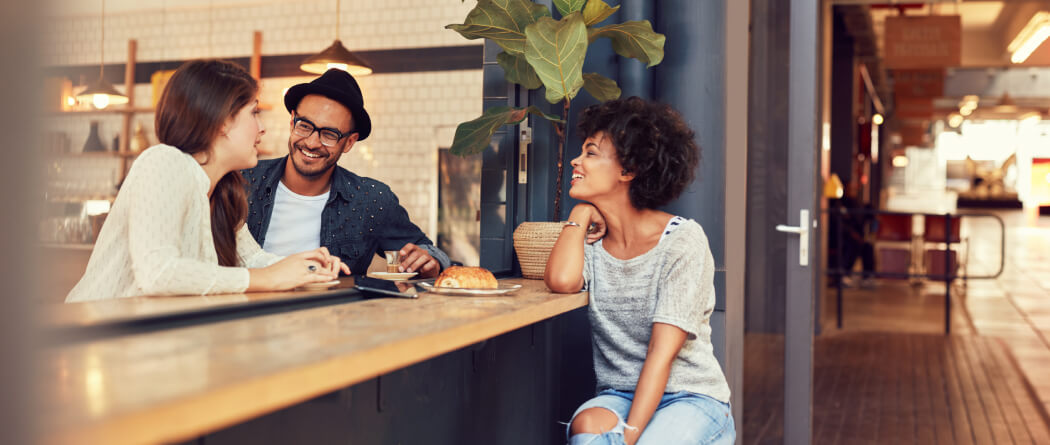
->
xmin=262 ymin=181 xmax=329 ymax=256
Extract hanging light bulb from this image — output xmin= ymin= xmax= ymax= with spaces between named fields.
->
xmin=92 ymin=94 xmax=111 ymax=109
xmin=301 ymin=0 xmax=372 ymax=75
xmin=76 ymin=0 xmax=128 ymax=109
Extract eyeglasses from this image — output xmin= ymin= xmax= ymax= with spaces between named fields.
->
xmin=291 ymin=113 xmax=353 ymax=147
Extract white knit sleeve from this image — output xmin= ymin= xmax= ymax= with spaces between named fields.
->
xmin=237 ymin=224 xmax=284 ymax=268
xmin=652 ymin=226 xmax=715 ymax=340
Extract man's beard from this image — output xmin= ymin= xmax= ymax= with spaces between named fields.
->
xmin=289 ymin=141 xmax=337 ymax=178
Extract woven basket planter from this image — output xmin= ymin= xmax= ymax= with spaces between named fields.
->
xmin=513 ymin=221 xmax=563 ymax=279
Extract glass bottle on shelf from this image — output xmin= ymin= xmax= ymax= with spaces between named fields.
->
xmin=130 ymin=121 xmax=149 ymax=154
xmin=82 ymin=121 xmax=105 ymax=153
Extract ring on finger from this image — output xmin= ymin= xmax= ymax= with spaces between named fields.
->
xmin=307 ymin=265 xmax=317 ymax=272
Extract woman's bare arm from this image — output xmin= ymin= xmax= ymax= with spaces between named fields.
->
xmin=623 ymin=322 xmax=688 ymax=445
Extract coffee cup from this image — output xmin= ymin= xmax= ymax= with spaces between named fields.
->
xmin=384 ymin=250 xmax=401 ymax=273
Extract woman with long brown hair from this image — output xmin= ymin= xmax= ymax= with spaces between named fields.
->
xmin=67 ymin=60 xmax=348 ymax=302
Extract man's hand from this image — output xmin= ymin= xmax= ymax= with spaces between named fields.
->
xmin=398 ymin=243 xmax=440 ymax=278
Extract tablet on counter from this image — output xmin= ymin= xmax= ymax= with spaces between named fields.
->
xmin=353 ymin=276 xmax=420 ymax=299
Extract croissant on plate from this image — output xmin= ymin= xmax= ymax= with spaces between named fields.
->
xmin=434 ymin=266 xmax=498 ymax=289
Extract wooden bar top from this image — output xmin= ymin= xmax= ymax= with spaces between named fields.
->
xmin=38 ymin=278 xmax=587 ymax=445
xmin=45 ymin=280 xmax=360 ymax=328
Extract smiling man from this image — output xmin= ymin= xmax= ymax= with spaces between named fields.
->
xmin=242 ymin=69 xmax=449 ymax=277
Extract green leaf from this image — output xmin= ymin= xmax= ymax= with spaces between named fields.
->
xmin=450 ymin=106 xmax=564 ymax=156
xmin=497 ymin=52 xmax=543 ymax=89
xmin=530 ymin=107 xmax=565 ymax=124
xmin=588 ymin=20 xmax=666 ymax=67
xmin=553 ymin=0 xmax=586 ymax=17
xmin=524 ymin=13 xmax=588 ymax=104
xmin=582 ymin=73 xmax=621 ymax=102
xmin=445 ymin=0 xmax=551 ymax=56
xmin=582 ymin=0 xmax=619 ymax=26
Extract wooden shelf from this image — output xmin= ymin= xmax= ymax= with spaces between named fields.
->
xmin=47 ymin=106 xmax=154 ymax=116
xmin=47 ymin=151 xmax=139 ymax=159
xmin=46 ymin=195 xmax=116 ymax=203
xmin=41 ymin=40 xmax=144 ymax=193
xmin=40 ymin=242 xmax=94 ymax=251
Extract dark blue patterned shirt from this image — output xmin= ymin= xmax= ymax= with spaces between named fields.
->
xmin=241 ymin=156 xmax=450 ymax=275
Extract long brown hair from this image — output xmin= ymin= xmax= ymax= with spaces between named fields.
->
xmin=155 ymin=60 xmax=257 ymax=267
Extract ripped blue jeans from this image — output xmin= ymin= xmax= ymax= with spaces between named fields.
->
xmin=566 ymin=389 xmax=735 ymax=445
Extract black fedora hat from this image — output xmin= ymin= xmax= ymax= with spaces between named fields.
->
xmin=284 ymin=69 xmax=371 ymax=140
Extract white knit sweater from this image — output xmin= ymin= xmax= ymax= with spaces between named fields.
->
xmin=65 ymin=145 xmax=282 ymax=302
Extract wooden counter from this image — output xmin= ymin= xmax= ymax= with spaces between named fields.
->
xmin=45 ymin=280 xmax=360 ymax=328
xmin=39 ymin=278 xmax=587 ymax=445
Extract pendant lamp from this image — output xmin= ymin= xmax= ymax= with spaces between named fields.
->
xmin=300 ymin=0 xmax=372 ymax=76
xmin=76 ymin=0 xmax=128 ymax=109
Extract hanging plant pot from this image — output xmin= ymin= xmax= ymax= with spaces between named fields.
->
xmin=513 ymin=221 xmax=563 ymax=279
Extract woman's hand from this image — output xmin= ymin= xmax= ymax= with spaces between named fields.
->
xmin=568 ymin=203 xmax=606 ymax=244
xmin=624 ymin=427 xmax=641 ymax=445
xmin=546 ymin=203 xmax=606 ymax=293
xmin=309 ymin=246 xmax=351 ymax=276
xmin=248 ymin=247 xmax=350 ymax=291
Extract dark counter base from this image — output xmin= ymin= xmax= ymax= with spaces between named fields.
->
xmin=181 ymin=308 xmax=594 ymax=445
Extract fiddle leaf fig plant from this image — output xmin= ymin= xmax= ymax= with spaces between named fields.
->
xmin=553 ymin=0 xmax=586 ymax=16
xmin=525 ymin=13 xmax=588 ymax=104
xmin=447 ymin=0 xmax=665 ymax=218
xmin=445 ymin=0 xmax=550 ymax=57
xmin=451 ymin=106 xmax=564 ymax=155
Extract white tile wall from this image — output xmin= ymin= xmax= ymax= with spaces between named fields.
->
xmin=44 ymin=0 xmax=477 ymax=65
xmin=256 ymin=70 xmax=482 ymax=237
xmin=42 ymin=0 xmax=484 ymax=240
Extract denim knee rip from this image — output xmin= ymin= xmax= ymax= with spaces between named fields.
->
xmin=564 ymin=407 xmax=639 ymax=445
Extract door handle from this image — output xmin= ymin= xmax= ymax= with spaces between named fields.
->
xmin=775 ymin=209 xmax=809 ymax=266
xmin=775 ymin=225 xmax=805 ymax=234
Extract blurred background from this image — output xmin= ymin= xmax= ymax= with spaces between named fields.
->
xmin=1 ymin=0 xmax=41 ymax=444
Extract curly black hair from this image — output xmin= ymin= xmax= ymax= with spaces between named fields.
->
xmin=576 ymin=96 xmax=700 ymax=209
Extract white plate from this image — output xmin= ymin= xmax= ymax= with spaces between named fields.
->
xmin=417 ymin=282 xmax=522 ymax=296
xmin=366 ymin=271 xmax=419 ymax=281
xmin=299 ymin=279 xmax=341 ymax=290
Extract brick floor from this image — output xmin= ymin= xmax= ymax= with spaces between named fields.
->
xmin=743 ymin=333 xmax=1050 ymax=444
xmin=795 ymin=210 xmax=1050 ymax=444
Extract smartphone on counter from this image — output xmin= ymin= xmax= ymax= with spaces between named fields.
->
xmin=353 ymin=276 xmax=420 ymax=299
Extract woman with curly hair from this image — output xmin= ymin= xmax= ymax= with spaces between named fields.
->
xmin=546 ymin=97 xmax=734 ymax=444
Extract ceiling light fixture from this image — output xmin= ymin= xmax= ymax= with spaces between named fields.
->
xmin=300 ymin=0 xmax=373 ymax=76
xmin=76 ymin=0 xmax=128 ymax=109
xmin=1008 ymin=11 xmax=1050 ymax=64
